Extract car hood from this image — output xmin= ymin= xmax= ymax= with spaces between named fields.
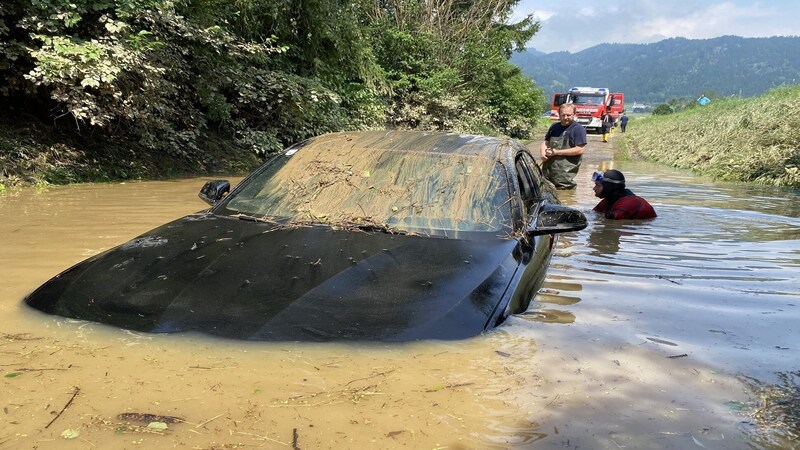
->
xmin=25 ymin=214 xmax=521 ymax=341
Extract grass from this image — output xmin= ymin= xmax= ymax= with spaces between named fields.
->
xmin=618 ymin=84 xmax=800 ymax=188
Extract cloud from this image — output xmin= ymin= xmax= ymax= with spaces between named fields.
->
xmin=631 ymin=2 xmax=775 ymax=42
xmin=513 ymin=0 xmax=800 ymax=53
xmin=510 ymin=7 xmax=555 ymax=22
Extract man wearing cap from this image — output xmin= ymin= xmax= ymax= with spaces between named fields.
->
xmin=592 ymin=169 xmax=657 ymax=219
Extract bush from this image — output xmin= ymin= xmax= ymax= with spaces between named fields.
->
xmin=652 ymin=104 xmax=673 ymax=115
xmin=0 ymin=0 xmax=547 ymax=185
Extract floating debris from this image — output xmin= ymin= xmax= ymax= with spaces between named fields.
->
xmin=61 ymin=429 xmax=80 ymax=439
xmin=117 ymin=412 xmax=185 ymax=424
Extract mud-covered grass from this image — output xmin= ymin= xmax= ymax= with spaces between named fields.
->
xmin=0 ymin=112 xmax=262 ymax=190
xmin=738 ymin=371 xmax=800 ymax=449
xmin=618 ymin=84 xmax=800 ymax=188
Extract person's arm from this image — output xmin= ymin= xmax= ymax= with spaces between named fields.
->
xmin=550 ymin=125 xmax=586 ymax=157
xmin=593 ymin=199 xmax=606 ymax=212
xmin=550 ymin=143 xmax=585 ymax=157
xmin=540 ymin=127 xmax=554 ymax=161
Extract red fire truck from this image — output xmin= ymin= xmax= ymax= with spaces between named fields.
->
xmin=549 ymin=87 xmax=624 ymax=133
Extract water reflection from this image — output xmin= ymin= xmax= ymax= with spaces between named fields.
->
xmin=520 ymin=309 xmax=576 ymax=324
xmin=586 ymin=219 xmax=625 ymax=255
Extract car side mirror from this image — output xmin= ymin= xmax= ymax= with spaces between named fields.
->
xmin=528 ymin=204 xmax=587 ymax=236
xmin=198 ymin=180 xmax=231 ymax=205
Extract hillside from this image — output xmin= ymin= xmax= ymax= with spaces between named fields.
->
xmin=619 ymin=85 xmax=800 ymax=189
xmin=512 ymin=35 xmax=800 ymax=104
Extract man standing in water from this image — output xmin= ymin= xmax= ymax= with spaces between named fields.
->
xmin=540 ymin=103 xmax=587 ymax=190
xmin=592 ymin=169 xmax=657 ymax=219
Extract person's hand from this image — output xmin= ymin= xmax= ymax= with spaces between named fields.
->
xmin=545 ymin=148 xmax=555 ymax=158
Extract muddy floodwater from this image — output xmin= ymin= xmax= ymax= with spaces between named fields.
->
xmin=2 ymin=138 xmax=799 ymax=449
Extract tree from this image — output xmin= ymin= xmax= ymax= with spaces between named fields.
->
xmin=359 ymin=0 xmax=544 ymax=138
xmin=652 ymin=104 xmax=674 ymax=115
xmin=1 ymin=0 xmax=546 ymax=167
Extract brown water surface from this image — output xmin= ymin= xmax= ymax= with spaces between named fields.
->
xmin=2 ymin=139 xmax=799 ymax=449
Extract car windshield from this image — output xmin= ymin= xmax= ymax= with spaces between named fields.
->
xmin=571 ymin=95 xmax=604 ymax=106
xmin=221 ymin=145 xmax=513 ymax=235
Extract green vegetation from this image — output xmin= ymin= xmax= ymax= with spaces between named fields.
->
xmin=3 ymin=2 xmax=798 ymax=191
xmin=619 ymin=85 xmax=800 ymax=188
xmin=0 ymin=114 xmax=262 ymax=188
xmin=650 ymin=92 xmax=719 ymax=116
xmin=651 ymin=104 xmax=675 ymax=116
xmin=0 ymin=0 xmax=545 ymax=188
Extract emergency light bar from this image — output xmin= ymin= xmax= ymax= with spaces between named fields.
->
xmin=569 ymin=87 xmax=609 ymax=94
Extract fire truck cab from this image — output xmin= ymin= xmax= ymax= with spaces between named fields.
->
xmin=550 ymin=87 xmax=624 ymax=133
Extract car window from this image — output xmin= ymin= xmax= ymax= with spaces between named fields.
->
xmin=223 ymin=146 xmax=514 ymax=234
xmin=515 ymin=153 xmax=540 ymax=212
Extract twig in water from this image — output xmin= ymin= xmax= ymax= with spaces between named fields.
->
xmin=195 ymin=413 xmax=225 ymax=428
xmin=424 ymin=382 xmax=474 ymax=393
xmin=344 ymin=369 xmax=394 ymax=387
xmin=656 ymin=274 xmax=682 ymax=285
xmin=45 ymin=386 xmax=80 ymax=429
xmin=234 ymin=431 xmax=289 ymax=446
xmin=292 ymin=427 xmax=300 ymax=450
xmin=117 ymin=412 xmax=185 ymax=424
xmin=1 ymin=333 xmax=43 ymax=341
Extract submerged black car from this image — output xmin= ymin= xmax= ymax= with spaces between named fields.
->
xmin=25 ymin=130 xmax=586 ymax=341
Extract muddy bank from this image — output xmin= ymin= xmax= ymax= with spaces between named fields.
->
xmin=0 ymin=113 xmax=261 ymax=189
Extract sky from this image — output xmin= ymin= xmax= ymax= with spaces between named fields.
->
xmin=510 ymin=0 xmax=800 ymax=53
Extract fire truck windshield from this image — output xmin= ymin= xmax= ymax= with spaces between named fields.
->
xmin=571 ymin=95 xmax=604 ymax=106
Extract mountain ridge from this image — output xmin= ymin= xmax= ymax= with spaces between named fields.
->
xmin=511 ymin=35 xmax=800 ymax=104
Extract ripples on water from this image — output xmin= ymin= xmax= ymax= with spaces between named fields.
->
xmin=575 ymin=204 xmax=800 ymax=294
xmin=529 ymin=162 xmax=800 ymax=448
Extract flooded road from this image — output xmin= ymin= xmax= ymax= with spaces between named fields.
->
xmin=2 ymin=137 xmax=799 ymax=449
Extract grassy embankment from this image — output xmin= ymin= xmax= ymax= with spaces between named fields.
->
xmin=616 ymin=84 xmax=800 ymax=189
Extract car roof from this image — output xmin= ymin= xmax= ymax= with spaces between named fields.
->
xmin=298 ymin=130 xmax=524 ymax=163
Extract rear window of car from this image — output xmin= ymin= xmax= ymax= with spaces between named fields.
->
xmin=223 ymin=145 xmax=513 ymax=234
